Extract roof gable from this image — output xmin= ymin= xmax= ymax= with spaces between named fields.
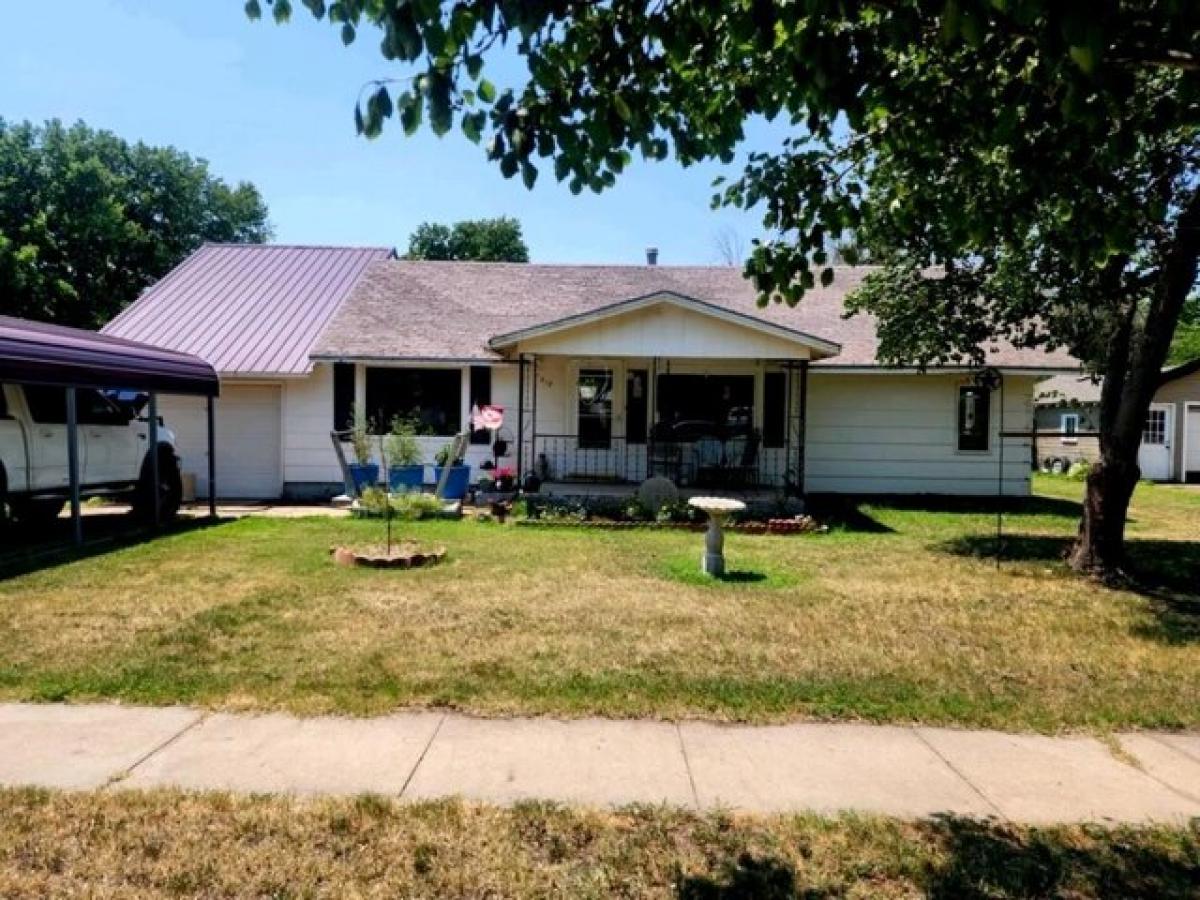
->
xmin=488 ymin=290 xmax=841 ymax=359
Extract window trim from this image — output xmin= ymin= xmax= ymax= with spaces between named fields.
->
xmin=1060 ymin=412 xmax=1079 ymax=445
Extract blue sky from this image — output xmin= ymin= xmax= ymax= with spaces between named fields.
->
xmin=0 ymin=0 xmax=781 ymax=264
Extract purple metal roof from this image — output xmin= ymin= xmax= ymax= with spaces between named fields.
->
xmin=0 ymin=316 xmax=219 ymax=396
xmin=102 ymin=243 xmax=393 ymax=375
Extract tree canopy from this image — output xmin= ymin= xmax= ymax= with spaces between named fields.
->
xmin=254 ymin=0 xmax=1198 ymax=573
xmin=0 ymin=119 xmax=270 ymax=328
xmin=405 ymin=216 xmax=528 ymax=261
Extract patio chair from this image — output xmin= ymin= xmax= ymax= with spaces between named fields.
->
xmin=723 ymin=431 xmax=760 ymax=489
xmin=694 ymin=437 xmax=724 ymax=487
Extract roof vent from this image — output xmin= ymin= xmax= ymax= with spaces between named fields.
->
xmin=645 ymin=247 xmax=659 ymax=266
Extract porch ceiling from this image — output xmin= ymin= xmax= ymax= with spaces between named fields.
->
xmin=488 ymin=290 xmax=841 ymax=361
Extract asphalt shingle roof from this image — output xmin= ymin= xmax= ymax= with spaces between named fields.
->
xmin=313 ymin=260 xmax=1078 ymax=369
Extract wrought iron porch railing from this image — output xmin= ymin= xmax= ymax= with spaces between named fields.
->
xmin=529 ymin=434 xmax=793 ymax=490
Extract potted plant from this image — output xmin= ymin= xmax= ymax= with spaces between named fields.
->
xmin=384 ymin=417 xmax=424 ymax=492
xmin=433 ymin=441 xmax=470 ymax=500
xmin=346 ymin=403 xmax=379 ymax=494
xmin=493 ymin=466 xmax=516 ymax=493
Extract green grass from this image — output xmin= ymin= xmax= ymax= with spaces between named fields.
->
xmin=0 ymin=475 xmax=1196 ymax=731
xmin=1 ymin=788 xmax=1197 ymax=898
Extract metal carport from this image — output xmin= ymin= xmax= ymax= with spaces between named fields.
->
xmin=0 ymin=315 xmax=219 ymax=544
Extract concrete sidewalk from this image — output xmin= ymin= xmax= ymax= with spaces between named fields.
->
xmin=1 ymin=703 xmax=1197 ymax=825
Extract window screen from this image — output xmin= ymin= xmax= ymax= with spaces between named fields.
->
xmin=469 ymin=366 xmax=492 ymax=445
xmin=957 ymin=386 xmax=990 ymax=452
xmin=577 ymin=369 xmax=613 ymax=449
xmin=332 ymin=363 xmax=355 ymax=432
xmin=626 ymin=369 xmax=648 ymax=444
xmin=365 ymin=367 xmax=461 ymax=435
xmin=763 ymin=372 xmax=786 ymax=448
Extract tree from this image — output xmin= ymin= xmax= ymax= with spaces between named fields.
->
xmin=1168 ymin=296 xmax=1200 ymax=365
xmin=0 ymin=119 xmax=270 ymax=328
xmin=712 ymin=226 xmax=746 ymax=268
xmin=405 ymin=216 xmax=529 ymax=262
xmin=252 ymin=1 xmax=1199 ymax=577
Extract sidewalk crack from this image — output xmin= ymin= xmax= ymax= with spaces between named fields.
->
xmin=104 ymin=711 xmax=208 ymax=788
xmin=675 ymin=722 xmax=701 ymax=810
xmin=399 ymin=713 xmax=447 ymax=799
xmin=911 ymin=728 xmax=1006 ymax=820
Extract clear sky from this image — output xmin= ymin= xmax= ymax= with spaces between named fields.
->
xmin=0 ymin=0 xmax=781 ymax=265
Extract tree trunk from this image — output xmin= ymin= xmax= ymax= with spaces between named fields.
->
xmin=1068 ymin=454 xmax=1139 ymax=576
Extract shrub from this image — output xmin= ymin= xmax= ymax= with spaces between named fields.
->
xmin=1068 ymin=460 xmax=1092 ymax=481
xmin=357 ymin=488 xmax=444 ymax=520
xmin=383 ymin=417 xmax=423 ymax=467
xmin=349 ymin=403 xmax=373 ymax=465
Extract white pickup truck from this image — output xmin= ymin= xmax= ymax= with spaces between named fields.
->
xmin=0 ymin=383 xmax=182 ymax=525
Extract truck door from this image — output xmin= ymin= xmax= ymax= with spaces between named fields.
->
xmin=0 ymin=385 xmax=30 ymax=493
xmin=78 ymin=389 xmax=140 ymax=485
xmin=21 ymin=385 xmax=76 ymax=491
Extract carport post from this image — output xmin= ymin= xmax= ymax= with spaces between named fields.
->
xmin=148 ymin=392 xmax=160 ymax=527
xmin=207 ymin=394 xmax=216 ymax=518
xmin=66 ymin=387 xmax=82 ymax=546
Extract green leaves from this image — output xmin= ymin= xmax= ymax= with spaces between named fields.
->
xmin=477 ymin=79 xmax=496 ymax=104
xmin=406 ymin=217 xmax=529 ymax=262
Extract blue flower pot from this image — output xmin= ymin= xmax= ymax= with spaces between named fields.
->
xmin=388 ymin=464 xmax=425 ymax=492
xmin=347 ymin=463 xmax=379 ymax=494
xmin=433 ymin=465 xmax=470 ymax=500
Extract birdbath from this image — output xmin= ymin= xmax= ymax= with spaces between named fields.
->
xmin=687 ymin=496 xmax=747 ymax=577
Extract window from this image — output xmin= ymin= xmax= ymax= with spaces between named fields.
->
xmin=365 ymin=367 xmax=461 ymax=435
xmin=1060 ymin=413 xmax=1079 ymax=444
xmin=1143 ymin=408 xmax=1167 ymax=445
xmin=332 ymin=363 xmax=355 ymax=432
xmin=625 ymin=369 xmax=648 ymax=445
xmin=22 ymin=386 xmax=126 ymax=425
xmin=469 ymin=366 xmax=492 ymax=445
xmin=577 ymin=368 xmax=613 ymax=449
xmin=763 ymin=372 xmax=786 ymax=448
xmin=653 ymin=374 xmax=755 ymax=441
xmin=957 ymin=386 xmax=991 ymax=452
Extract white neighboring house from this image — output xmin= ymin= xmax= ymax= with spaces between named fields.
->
xmin=104 ymin=244 xmax=1080 ymax=500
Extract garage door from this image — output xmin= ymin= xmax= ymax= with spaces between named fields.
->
xmin=160 ymin=385 xmax=282 ymax=499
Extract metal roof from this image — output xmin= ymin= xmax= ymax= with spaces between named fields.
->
xmin=0 ymin=315 xmax=219 ymax=396
xmin=102 ymin=243 xmax=393 ymax=376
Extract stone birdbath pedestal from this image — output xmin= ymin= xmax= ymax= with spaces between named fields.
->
xmin=687 ymin=496 xmax=747 ymax=577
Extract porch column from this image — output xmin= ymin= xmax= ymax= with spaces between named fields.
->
xmin=516 ymin=353 xmax=526 ymax=478
xmin=797 ymin=360 xmax=809 ymax=496
xmin=207 ymin=394 xmax=217 ymax=518
xmin=148 ymin=392 xmax=160 ymax=527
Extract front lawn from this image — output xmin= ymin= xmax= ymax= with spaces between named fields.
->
xmin=0 ymin=476 xmax=1196 ymax=731
xmin=2 ymin=788 xmax=1197 ymax=898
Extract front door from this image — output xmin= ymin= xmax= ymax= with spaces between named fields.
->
xmin=1138 ymin=403 xmax=1173 ymax=481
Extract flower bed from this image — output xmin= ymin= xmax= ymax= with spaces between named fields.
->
xmin=330 ymin=542 xmax=446 ymax=569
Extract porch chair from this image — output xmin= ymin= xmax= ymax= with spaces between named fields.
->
xmin=723 ymin=430 xmax=761 ymax=489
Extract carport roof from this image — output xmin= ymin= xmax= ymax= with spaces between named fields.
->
xmin=0 ymin=315 xmax=219 ymax=396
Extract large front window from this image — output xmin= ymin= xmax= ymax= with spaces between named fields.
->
xmin=654 ymin=374 xmax=755 ymax=441
xmin=577 ymin=368 xmax=613 ymax=449
xmin=365 ymin=367 xmax=461 ymax=434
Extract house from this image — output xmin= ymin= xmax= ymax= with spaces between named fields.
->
xmin=104 ymin=243 xmax=1079 ymax=500
xmin=1035 ymin=362 xmax=1200 ymax=482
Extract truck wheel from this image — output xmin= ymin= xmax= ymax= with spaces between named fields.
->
xmin=10 ymin=497 xmax=65 ymax=526
xmin=133 ymin=448 xmax=183 ymax=523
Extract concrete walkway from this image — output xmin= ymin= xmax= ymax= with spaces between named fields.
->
xmin=1 ymin=703 xmax=1197 ymax=825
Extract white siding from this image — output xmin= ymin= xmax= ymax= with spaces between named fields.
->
xmin=805 ymin=372 xmax=1035 ymax=496
xmin=518 ymin=302 xmax=816 ymax=359
xmin=160 ymin=383 xmax=283 ymax=499
xmin=283 ymin=363 xmax=340 ymax=485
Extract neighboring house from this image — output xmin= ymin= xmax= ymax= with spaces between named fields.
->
xmin=1035 ymin=362 xmax=1200 ymax=482
xmin=104 ymin=244 xmax=1079 ymax=500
